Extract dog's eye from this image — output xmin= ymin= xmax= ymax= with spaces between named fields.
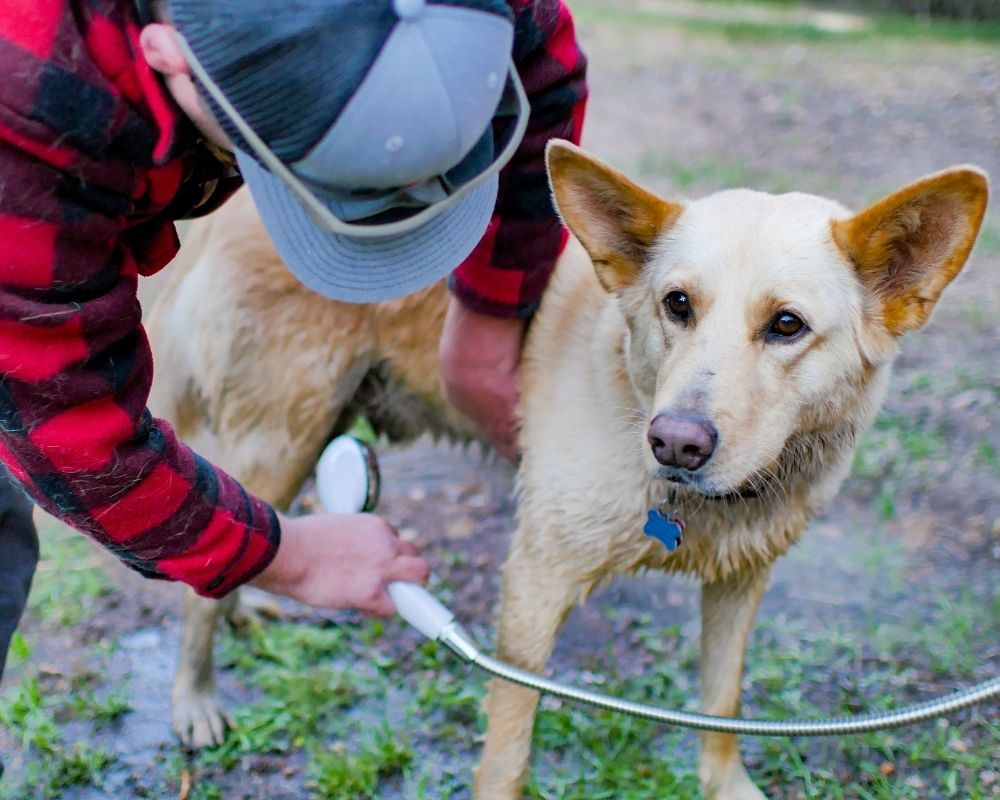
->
xmin=664 ymin=291 xmax=691 ymax=322
xmin=768 ymin=312 xmax=806 ymax=339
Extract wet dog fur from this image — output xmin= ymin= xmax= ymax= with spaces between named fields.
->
xmin=148 ymin=142 xmax=987 ymax=798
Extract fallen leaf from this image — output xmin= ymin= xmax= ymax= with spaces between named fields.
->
xmin=178 ymin=769 xmax=191 ymax=800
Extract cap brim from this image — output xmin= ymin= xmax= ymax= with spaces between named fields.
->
xmin=236 ymin=149 xmax=497 ymax=303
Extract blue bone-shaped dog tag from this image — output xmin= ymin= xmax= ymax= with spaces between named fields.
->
xmin=643 ymin=509 xmax=684 ymax=551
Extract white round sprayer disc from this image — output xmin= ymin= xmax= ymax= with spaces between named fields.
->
xmin=316 ymin=436 xmax=380 ymax=514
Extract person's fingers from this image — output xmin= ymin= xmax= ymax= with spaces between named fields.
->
xmin=386 ymin=555 xmax=431 ymax=585
xmin=491 ymin=431 xmax=519 ymax=463
xmin=393 ymin=538 xmax=420 ymax=558
xmin=363 ymin=591 xmax=397 ymax=619
xmin=487 ymin=411 xmax=520 ymax=462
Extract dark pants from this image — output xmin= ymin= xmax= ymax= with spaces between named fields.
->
xmin=0 ymin=466 xmax=38 ymax=684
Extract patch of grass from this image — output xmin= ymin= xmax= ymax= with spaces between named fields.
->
xmin=308 ymin=726 xmax=414 ymax=799
xmin=572 ymin=0 xmax=1000 ymax=43
xmin=527 ymin=702 xmax=701 ymax=799
xmin=187 ymin=567 xmax=995 ymax=798
xmin=745 ymin=583 xmax=999 ymax=798
xmin=68 ymin=688 xmax=131 ymax=725
xmin=27 ymin=515 xmax=111 ymax=626
xmin=973 ymin=441 xmax=1000 ymax=478
xmin=851 ymin=409 xmax=951 ymax=486
xmin=345 ymin=415 xmax=379 ymax=447
xmin=0 ymin=675 xmax=118 ymax=797
xmin=34 ymin=744 xmax=114 ymax=799
xmin=0 ymin=677 xmax=60 ymax=754
xmin=7 ymin=631 xmax=31 ymax=667
xmin=877 ymin=485 xmax=896 ymax=520
xmin=635 ymin=152 xmax=807 ymax=194
xmin=200 ymin=622 xmax=367 ymax=767
xmin=973 ymin=219 xmax=1000 ymax=256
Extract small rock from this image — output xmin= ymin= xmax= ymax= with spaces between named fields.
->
xmin=398 ymin=526 xmax=420 ymax=542
xmin=449 ymin=517 xmax=476 ymax=540
xmin=784 ymin=45 xmax=807 ymax=65
xmin=120 ymin=628 xmax=162 ymax=651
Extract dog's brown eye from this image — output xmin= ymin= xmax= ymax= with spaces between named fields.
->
xmin=769 ymin=312 xmax=806 ymax=339
xmin=664 ymin=291 xmax=691 ymax=321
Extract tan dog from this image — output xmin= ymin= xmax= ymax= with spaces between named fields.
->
xmin=148 ymin=142 xmax=987 ymax=799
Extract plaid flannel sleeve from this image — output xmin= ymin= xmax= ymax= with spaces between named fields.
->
xmin=0 ymin=1 xmax=280 ymax=597
xmin=449 ymin=0 xmax=588 ymax=318
xmin=0 ymin=137 xmax=280 ymax=598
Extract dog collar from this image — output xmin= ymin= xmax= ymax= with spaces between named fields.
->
xmin=644 ymin=507 xmax=684 ymax=551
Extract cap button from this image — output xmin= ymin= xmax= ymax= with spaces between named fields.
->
xmin=394 ymin=0 xmax=426 ymax=20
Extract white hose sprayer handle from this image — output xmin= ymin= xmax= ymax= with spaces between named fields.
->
xmin=316 ymin=437 xmax=455 ymax=641
xmin=385 ymin=582 xmax=455 ymax=640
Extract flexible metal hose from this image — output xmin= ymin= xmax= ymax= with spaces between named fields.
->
xmin=315 ymin=438 xmax=999 ymax=736
xmin=438 ymin=622 xmax=1000 ymax=736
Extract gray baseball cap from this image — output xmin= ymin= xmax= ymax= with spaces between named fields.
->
xmin=168 ymin=0 xmax=527 ymax=302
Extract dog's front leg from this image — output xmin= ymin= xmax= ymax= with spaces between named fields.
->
xmin=699 ymin=568 xmax=771 ymax=800
xmin=474 ymin=546 xmax=585 ymax=800
xmin=171 ymin=587 xmax=236 ymax=748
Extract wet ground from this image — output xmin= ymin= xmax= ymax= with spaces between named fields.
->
xmin=2 ymin=1 xmax=998 ymax=798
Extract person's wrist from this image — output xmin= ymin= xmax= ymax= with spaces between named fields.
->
xmin=446 ymin=294 xmax=525 ymax=330
xmin=252 ymin=513 xmax=307 ymax=595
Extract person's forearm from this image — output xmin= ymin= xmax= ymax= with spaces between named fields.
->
xmin=450 ymin=0 xmax=588 ymax=318
xmin=0 ymin=150 xmax=278 ymax=598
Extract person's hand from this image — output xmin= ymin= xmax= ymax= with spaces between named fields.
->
xmin=252 ymin=512 xmax=429 ymax=617
xmin=439 ymin=296 xmax=525 ymax=463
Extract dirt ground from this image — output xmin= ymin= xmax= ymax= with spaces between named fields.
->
xmin=1 ymin=2 xmax=998 ymax=798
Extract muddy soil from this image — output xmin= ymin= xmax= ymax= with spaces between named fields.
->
xmin=2 ymin=2 xmax=998 ymax=798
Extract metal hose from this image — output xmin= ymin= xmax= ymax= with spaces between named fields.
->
xmin=437 ymin=621 xmax=1000 ymax=736
xmin=314 ymin=438 xmax=999 ymax=736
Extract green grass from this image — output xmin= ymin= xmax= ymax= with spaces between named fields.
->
xmin=572 ymin=0 xmax=1000 ymax=44
xmin=744 ymin=592 xmax=999 ymax=798
xmin=973 ymin=219 xmax=1000 ymax=256
xmin=206 ymin=580 xmax=995 ymax=798
xmin=33 ymin=745 xmax=115 ymax=799
xmin=974 ymin=442 xmax=1000 ymax=478
xmin=851 ymin=409 xmax=950 ymax=484
xmin=634 ymin=153 xmax=818 ymax=195
xmin=27 ymin=516 xmax=111 ymax=627
xmin=5 ymin=454 xmax=997 ymax=799
xmin=308 ymin=727 xmax=414 ymax=799
xmin=68 ymin=688 xmax=131 ymax=725
xmin=0 ymin=675 xmax=119 ymax=798
xmin=5 ymin=575 xmax=996 ymax=798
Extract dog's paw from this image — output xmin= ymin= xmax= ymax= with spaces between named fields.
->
xmin=225 ymin=586 xmax=282 ymax=629
xmin=172 ymin=690 xmax=232 ymax=749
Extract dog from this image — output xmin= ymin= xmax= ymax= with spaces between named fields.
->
xmin=148 ymin=141 xmax=987 ymax=799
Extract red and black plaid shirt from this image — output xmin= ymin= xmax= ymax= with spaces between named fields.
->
xmin=0 ymin=0 xmax=586 ymax=597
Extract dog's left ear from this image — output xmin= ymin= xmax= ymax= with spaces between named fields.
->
xmin=832 ymin=166 xmax=988 ymax=336
xmin=546 ymin=140 xmax=683 ymax=293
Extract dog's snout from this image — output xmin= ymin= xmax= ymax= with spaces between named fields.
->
xmin=647 ymin=412 xmax=718 ymax=470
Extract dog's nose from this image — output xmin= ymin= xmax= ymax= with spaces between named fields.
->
xmin=647 ymin=412 xmax=718 ymax=470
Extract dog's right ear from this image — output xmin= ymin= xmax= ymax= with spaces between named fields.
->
xmin=546 ymin=141 xmax=683 ymax=292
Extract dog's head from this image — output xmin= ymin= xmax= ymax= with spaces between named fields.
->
xmin=547 ymin=141 xmax=988 ymax=498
